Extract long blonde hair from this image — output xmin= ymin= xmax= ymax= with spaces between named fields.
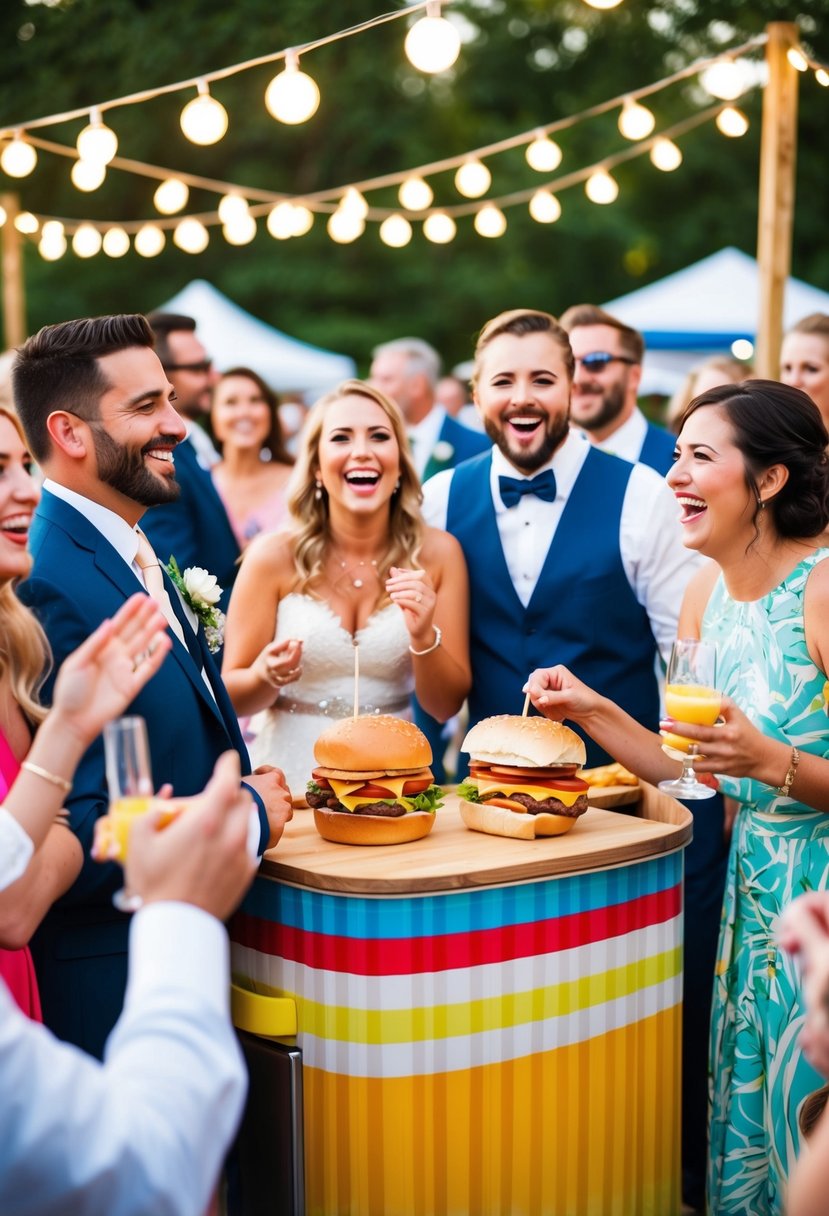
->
xmin=287 ymin=380 xmax=425 ymax=596
xmin=0 ymin=408 xmax=50 ymax=724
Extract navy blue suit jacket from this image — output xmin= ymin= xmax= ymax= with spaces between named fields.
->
xmin=141 ymin=435 xmax=240 ymax=611
xmin=18 ymin=489 xmax=266 ymax=1057
xmin=421 ymin=413 xmax=491 ymax=484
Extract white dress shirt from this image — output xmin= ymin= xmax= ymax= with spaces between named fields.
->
xmin=186 ymin=420 xmax=221 ymax=470
xmin=421 ymin=429 xmax=699 ymax=663
xmin=407 ymin=406 xmax=447 ymax=480
xmin=588 ymin=407 xmax=652 ymax=464
xmin=0 ymin=902 xmax=246 ymax=1216
xmin=0 ymin=809 xmax=33 ymax=889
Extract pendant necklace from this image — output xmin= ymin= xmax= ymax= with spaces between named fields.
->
xmin=330 ymin=551 xmax=381 ymax=590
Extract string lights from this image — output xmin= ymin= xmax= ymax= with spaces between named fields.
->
xmin=1 ymin=134 xmax=37 ymax=178
xmin=265 ymin=51 xmax=320 ymax=125
xmin=404 ymin=3 xmax=461 ymax=74
xmin=180 ymin=82 xmax=229 ymax=146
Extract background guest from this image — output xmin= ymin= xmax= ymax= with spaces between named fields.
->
xmin=222 ymin=379 xmax=470 ymax=793
xmin=665 ymin=355 xmax=749 ymax=434
xmin=780 ymin=313 xmax=829 ymax=429
xmin=526 ymin=379 xmax=829 ymax=1216
xmin=210 ymin=366 xmax=294 ymax=549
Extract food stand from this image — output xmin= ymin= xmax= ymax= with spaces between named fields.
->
xmin=230 ymin=783 xmax=691 ymax=1216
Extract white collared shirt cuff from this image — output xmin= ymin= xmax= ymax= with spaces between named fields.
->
xmin=0 ymin=809 xmax=35 ymax=891
xmin=126 ymin=902 xmax=230 ymax=1016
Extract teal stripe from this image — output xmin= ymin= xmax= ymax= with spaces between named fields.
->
xmin=241 ymin=853 xmax=682 ymax=940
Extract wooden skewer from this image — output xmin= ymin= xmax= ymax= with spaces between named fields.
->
xmin=522 ymin=689 xmax=531 ymax=717
xmin=353 ymin=642 xmax=360 ymax=720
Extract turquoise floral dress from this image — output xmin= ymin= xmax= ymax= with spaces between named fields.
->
xmin=702 ymin=550 xmax=829 ymax=1216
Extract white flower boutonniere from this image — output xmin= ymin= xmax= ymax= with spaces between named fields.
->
xmin=433 ymin=440 xmax=455 ymax=465
xmin=165 ymin=557 xmax=226 ymax=653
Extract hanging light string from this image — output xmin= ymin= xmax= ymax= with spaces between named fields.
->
xmin=0 ymin=1 xmax=436 ymax=136
xmin=16 ymin=36 xmax=766 ymax=234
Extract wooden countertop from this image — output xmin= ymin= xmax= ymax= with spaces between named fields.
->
xmin=258 ymin=783 xmax=693 ymax=895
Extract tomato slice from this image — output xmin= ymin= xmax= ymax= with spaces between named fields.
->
xmin=470 ymin=762 xmax=580 ymax=779
xmin=350 ymin=776 xmax=434 ymax=799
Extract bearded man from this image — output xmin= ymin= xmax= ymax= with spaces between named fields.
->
xmin=12 ymin=314 xmax=292 ymax=1058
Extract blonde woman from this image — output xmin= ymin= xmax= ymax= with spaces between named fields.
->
xmin=222 ymin=380 xmax=470 ymax=792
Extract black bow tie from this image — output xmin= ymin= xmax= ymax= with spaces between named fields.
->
xmin=498 ymin=469 xmax=557 ymax=508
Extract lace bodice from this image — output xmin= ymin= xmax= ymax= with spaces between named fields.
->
xmin=248 ymin=593 xmax=414 ymax=792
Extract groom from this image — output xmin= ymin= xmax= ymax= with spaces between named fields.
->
xmin=12 ymin=313 xmax=292 ymax=1058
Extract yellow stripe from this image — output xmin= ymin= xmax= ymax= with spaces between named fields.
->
xmin=303 ymin=1007 xmax=680 ymax=1216
xmin=275 ymin=946 xmax=682 ymax=1045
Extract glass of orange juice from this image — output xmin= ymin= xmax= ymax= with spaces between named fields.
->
xmin=658 ymin=639 xmax=719 ymax=801
xmin=103 ymin=716 xmax=154 ymax=911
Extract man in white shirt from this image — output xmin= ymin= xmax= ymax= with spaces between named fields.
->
xmin=0 ymin=749 xmax=255 ymax=1216
xmin=421 ymin=307 xmax=697 ymax=772
xmin=559 ymin=303 xmax=676 ymax=475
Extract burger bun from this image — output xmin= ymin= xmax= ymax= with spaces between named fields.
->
xmin=313 ymin=807 xmax=436 ymax=846
xmin=458 ymin=798 xmax=579 ymax=841
xmin=461 ymin=715 xmax=586 ymax=768
xmin=314 ymin=714 xmax=432 ymax=773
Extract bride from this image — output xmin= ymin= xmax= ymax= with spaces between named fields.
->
xmin=221 ymin=380 xmax=471 ymax=793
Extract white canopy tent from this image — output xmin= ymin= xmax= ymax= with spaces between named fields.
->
xmin=158 ymin=279 xmax=356 ymax=396
xmin=603 ymin=247 xmax=829 ymax=395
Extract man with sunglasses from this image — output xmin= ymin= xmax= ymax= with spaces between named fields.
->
xmin=560 ymin=304 xmax=675 ymax=475
xmin=142 ymin=313 xmax=240 ymax=610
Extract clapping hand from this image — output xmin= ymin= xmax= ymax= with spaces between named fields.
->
xmin=50 ymin=595 xmax=171 ymax=748
xmin=253 ymin=637 xmax=303 ymax=695
xmin=386 ymin=566 xmax=437 ymax=646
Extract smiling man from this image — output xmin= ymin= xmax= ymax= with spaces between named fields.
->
xmin=560 ymin=303 xmax=676 ymax=475
xmin=12 ymin=314 xmax=292 ymax=1058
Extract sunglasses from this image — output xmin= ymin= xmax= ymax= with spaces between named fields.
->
xmin=575 ymin=352 xmax=637 ymax=372
xmin=164 ymin=359 xmax=213 ymax=373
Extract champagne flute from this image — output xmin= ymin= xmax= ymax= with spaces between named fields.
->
xmin=104 ymin=715 xmax=154 ymax=912
xmin=658 ymin=639 xmax=719 ymax=801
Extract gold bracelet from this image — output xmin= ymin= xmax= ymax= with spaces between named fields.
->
xmin=774 ymin=745 xmax=800 ymax=798
xmin=408 ymin=625 xmax=442 ymax=657
xmin=21 ymin=761 xmax=72 ymax=795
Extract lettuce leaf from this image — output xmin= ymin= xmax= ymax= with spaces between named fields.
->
xmin=456 ymin=781 xmax=481 ymax=803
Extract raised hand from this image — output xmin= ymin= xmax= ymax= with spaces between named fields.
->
xmin=386 ymin=566 xmax=437 ymax=646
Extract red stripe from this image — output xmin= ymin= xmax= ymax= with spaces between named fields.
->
xmin=231 ymin=884 xmax=681 ymax=977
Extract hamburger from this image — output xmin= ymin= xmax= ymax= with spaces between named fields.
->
xmin=457 ymin=715 xmax=590 ymax=840
xmin=307 ymin=715 xmax=443 ymax=845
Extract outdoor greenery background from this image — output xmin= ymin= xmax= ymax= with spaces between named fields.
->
xmin=0 ymin=0 xmax=827 ymax=375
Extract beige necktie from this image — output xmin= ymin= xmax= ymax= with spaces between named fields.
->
xmin=134 ymin=530 xmax=186 ymax=646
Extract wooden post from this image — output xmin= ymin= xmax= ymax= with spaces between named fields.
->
xmin=1 ymin=192 xmax=27 ymax=350
xmin=755 ymin=22 xmax=799 ymax=379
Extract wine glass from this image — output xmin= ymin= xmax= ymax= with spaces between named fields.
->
xmin=658 ymin=639 xmax=720 ymax=801
xmin=103 ymin=715 xmax=154 ymax=912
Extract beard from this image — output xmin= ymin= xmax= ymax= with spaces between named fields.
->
xmin=483 ymin=409 xmax=570 ymax=473
xmin=572 ymin=381 xmax=626 ymax=433
xmin=91 ymin=426 xmax=181 ymax=506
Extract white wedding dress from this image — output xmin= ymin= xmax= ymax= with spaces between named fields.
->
xmin=249 ymin=593 xmax=415 ymax=793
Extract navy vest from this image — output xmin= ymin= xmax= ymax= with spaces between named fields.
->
xmin=447 ymin=447 xmax=660 ymax=768
xmin=638 ymin=422 xmax=676 ymax=476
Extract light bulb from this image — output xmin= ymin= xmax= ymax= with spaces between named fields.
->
xmin=650 ymin=137 xmax=682 ymax=171
xmin=223 ymin=215 xmax=257 ymax=246
xmin=404 ymin=10 xmax=461 ymax=74
xmin=700 ymin=60 xmax=744 ymax=101
xmin=217 ymin=193 xmax=249 ymax=226
xmin=379 ymin=214 xmax=413 ymax=247
xmin=265 ymin=53 xmax=320 ymax=125
xmin=731 ymin=338 xmax=754 ymax=360
xmin=455 ymin=159 xmax=491 ymax=198
xmin=529 ymin=189 xmax=561 ymax=224
xmin=618 ymin=98 xmax=655 ymax=141
xmin=585 ymin=169 xmax=619 ymax=204
xmin=174 ymin=218 xmax=209 ymax=253
xmin=327 ymin=208 xmax=364 ymax=244
xmin=154 ymin=178 xmax=189 ymax=215
xmin=422 ymin=211 xmax=456 ymax=244
xmin=76 ymin=113 xmax=118 ymax=166
xmin=14 ymin=211 xmax=39 ymax=234
xmin=1 ymin=135 xmax=37 ymax=178
xmin=39 ymin=234 xmax=66 ymax=261
xmin=816 ymin=68 xmax=829 ymax=87
xmin=582 ymin=0 xmax=623 ymax=8
xmin=134 ymin=224 xmax=166 ymax=257
xmin=526 ymin=135 xmax=562 ymax=173
xmin=0 ymin=204 xmax=6 ymax=227
xmin=180 ymin=85 xmax=228 ymax=146
xmin=41 ymin=220 xmax=64 ymax=241
xmin=72 ymin=223 xmax=102 ymax=258
xmin=473 ymin=204 xmax=507 ymax=238
xmin=71 ymin=158 xmax=106 ymax=192
xmin=787 ymin=47 xmax=808 ymax=72
xmin=290 ymin=204 xmax=314 ymax=236
xmin=267 ymin=202 xmax=298 ymax=240
xmin=102 ymin=227 xmax=130 ymax=257
xmin=399 ymin=176 xmax=433 ymax=210
xmin=716 ymin=106 xmax=749 ymax=138
xmin=340 ymin=187 xmax=369 ymax=219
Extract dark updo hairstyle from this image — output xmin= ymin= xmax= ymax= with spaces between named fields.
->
xmin=679 ymin=379 xmax=829 ymax=540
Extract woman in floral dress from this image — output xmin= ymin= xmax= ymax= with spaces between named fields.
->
xmin=524 ymin=379 xmax=829 ymax=1215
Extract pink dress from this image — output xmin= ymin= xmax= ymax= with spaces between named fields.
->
xmin=0 ymin=728 xmax=42 ymax=1020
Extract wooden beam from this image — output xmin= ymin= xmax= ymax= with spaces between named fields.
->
xmin=1 ymin=192 xmax=27 ymax=350
xmin=755 ymin=22 xmax=800 ymax=378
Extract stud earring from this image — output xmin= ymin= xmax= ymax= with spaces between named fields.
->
xmin=394 ymin=477 xmax=401 ymax=492
xmin=314 ymin=478 xmax=323 ymax=501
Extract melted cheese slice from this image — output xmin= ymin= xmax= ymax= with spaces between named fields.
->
xmin=328 ymin=775 xmax=412 ymax=814
xmin=475 ymin=778 xmax=584 ymax=807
